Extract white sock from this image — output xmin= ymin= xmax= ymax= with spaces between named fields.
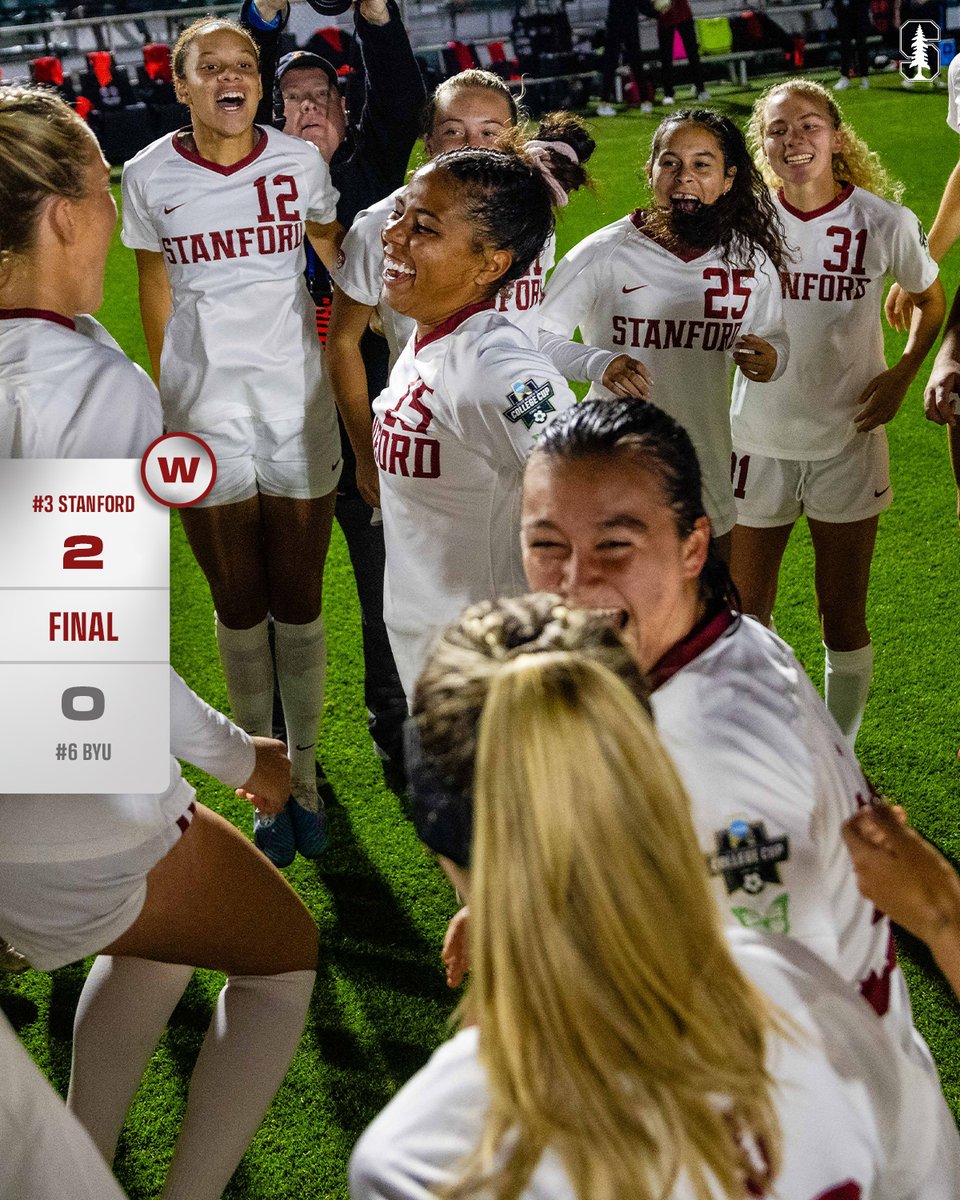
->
xmin=823 ymin=641 xmax=873 ymax=748
xmin=68 ymin=956 xmax=195 ymax=1163
xmin=273 ymin=615 xmax=327 ymax=810
xmin=215 ymin=615 xmax=273 ymax=737
xmin=161 ymin=969 xmax=316 ymax=1200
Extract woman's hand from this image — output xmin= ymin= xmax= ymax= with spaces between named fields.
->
xmin=854 ymin=363 xmax=911 ymax=431
xmin=884 ymin=282 xmax=914 ymax=333
xmin=601 ymin=354 xmax=652 ymax=400
xmin=733 ymin=335 xmax=777 ymax=383
xmin=442 ymin=905 xmax=471 ymax=988
xmin=235 ymin=736 xmax=291 ymax=814
xmin=924 ymin=358 xmax=960 ymax=427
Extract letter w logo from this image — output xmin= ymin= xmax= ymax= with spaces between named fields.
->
xmin=158 ymin=456 xmax=200 ymax=484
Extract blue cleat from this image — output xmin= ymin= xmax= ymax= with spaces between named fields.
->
xmin=288 ymin=796 xmax=329 ymax=858
xmin=254 ymin=803 xmax=296 ymax=868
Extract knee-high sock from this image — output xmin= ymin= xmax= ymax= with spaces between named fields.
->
xmin=823 ymin=641 xmax=873 ymax=748
xmin=162 ymin=969 xmax=316 ymax=1200
xmin=215 ymin=615 xmax=273 ymax=737
xmin=273 ymin=615 xmax=327 ymax=809
xmin=68 ymin=956 xmax=195 ymax=1163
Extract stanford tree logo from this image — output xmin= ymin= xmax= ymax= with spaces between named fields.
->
xmin=900 ymin=20 xmax=941 ymax=81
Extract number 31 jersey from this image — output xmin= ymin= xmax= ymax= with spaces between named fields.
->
xmin=121 ymin=126 xmax=339 ymax=432
xmin=539 ymin=213 xmax=788 ymax=537
xmin=731 ymin=186 xmax=938 ymax=461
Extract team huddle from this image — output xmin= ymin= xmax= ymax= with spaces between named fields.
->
xmin=2 ymin=1 xmax=960 ymax=1195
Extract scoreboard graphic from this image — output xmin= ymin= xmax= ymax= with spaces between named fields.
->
xmin=0 ymin=459 xmax=170 ymax=792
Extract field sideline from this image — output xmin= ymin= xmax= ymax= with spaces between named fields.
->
xmin=2 ymin=68 xmax=960 ymax=1198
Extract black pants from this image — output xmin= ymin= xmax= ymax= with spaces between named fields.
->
xmin=657 ymin=18 xmax=705 ymax=97
xmin=835 ymin=0 xmax=871 ymax=76
xmin=600 ymin=0 xmax=654 ymax=101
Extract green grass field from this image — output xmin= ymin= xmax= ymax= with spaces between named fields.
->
xmin=3 ymin=68 xmax=960 ymax=1198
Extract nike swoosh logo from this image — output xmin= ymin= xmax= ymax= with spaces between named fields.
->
xmin=296 ymin=743 xmax=316 ymax=752
xmin=622 ymin=285 xmax=647 ymax=293
xmin=164 ymin=203 xmax=185 ymax=214
xmin=874 ymin=486 xmax=891 ymax=498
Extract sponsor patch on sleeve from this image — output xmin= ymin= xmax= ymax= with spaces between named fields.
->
xmin=503 ymin=378 xmax=556 ymax=430
xmin=705 ymin=818 xmax=789 ymax=896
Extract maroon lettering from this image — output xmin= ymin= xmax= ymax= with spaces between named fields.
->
xmin=273 ymin=175 xmax=300 ymax=222
xmin=781 ymin=271 xmax=800 ymax=300
xmin=278 ymin=223 xmax=295 ymax=253
xmin=812 ymin=1184 xmax=861 ymax=1200
xmin=161 ymin=237 xmax=176 ymax=266
xmin=237 ymin=227 xmax=255 ymax=256
xmin=387 ymin=431 xmax=411 ymax=475
xmin=210 ymin=229 xmax=236 ymax=259
xmin=643 ymin=321 xmax=662 ymax=349
xmin=190 ymin=233 xmax=210 ymax=263
xmin=683 ymin=322 xmax=702 ymax=349
xmin=818 ymin=274 xmax=836 ymax=302
xmin=702 ymin=322 xmax=721 ymax=351
xmin=664 ymin=319 xmax=685 ymax=349
xmin=169 ymin=234 xmax=190 ymax=264
xmin=514 ymin=279 xmax=531 ymax=310
xmin=612 ymin=315 xmax=626 ymax=346
xmin=836 ymin=274 xmax=854 ymax=302
xmin=257 ymin=225 xmax=277 ymax=254
xmin=413 ymin=438 xmax=441 ymax=478
xmin=731 ymin=451 xmax=750 ymax=499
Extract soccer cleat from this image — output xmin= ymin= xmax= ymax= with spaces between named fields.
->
xmin=0 ymin=938 xmax=30 ymax=974
xmin=697 ymin=89 xmax=711 ymax=101
xmin=595 ymin=102 xmax=617 ymax=117
xmin=254 ymin=803 xmax=296 ymax=868
xmin=288 ymin=796 xmax=329 ymax=858
xmin=833 ymin=75 xmax=850 ymax=90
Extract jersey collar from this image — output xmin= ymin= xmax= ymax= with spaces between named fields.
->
xmin=414 ymin=298 xmax=497 ymax=354
xmin=172 ymin=125 xmax=268 ymax=175
xmin=629 ymin=209 xmax=710 ymax=263
xmin=776 ymin=182 xmax=854 ymax=222
xmin=0 ymin=308 xmax=75 ymax=330
xmin=649 ymin=606 xmax=737 ymax=689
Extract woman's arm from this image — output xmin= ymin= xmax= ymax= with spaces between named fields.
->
xmin=134 ymin=249 xmax=172 ymax=384
xmin=306 ymin=219 xmax=347 ymax=274
xmin=856 ymin=277 xmax=945 ymax=431
xmin=327 ymin=285 xmax=381 ymax=506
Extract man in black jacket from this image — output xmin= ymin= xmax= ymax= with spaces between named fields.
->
xmin=242 ymin=0 xmax=425 ymax=788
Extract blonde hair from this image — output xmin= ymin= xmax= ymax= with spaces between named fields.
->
xmin=749 ymin=78 xmax=903 ymax=202
xmin=0 ymin=86 xmax=97 ymax=265
xmin=412 ymin=594 xmax=650 ymax=800
xmin=172 ymin=17 xmax=259 ymax=82
xmin=450 ymin=653 xmax=781 ymax=1200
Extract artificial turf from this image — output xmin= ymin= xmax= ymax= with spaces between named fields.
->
xmin=2 ymin=67 xmax=959 ymax=1197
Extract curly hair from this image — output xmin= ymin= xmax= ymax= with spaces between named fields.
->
xmin=429 ymin=147 xmax=555 ymax=291
xmin=529 ymin=110 xmax=596 ymax=196
xmin=748 ymin=79 xmax=903 ymax=202
xmin=644 ymin=108 xmax=789 ymax=272
xmin=0 ymin=86 xmax=97 ymax=267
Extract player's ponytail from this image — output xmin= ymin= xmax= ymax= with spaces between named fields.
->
xmin=447 ymin=651 xmax=782 ymax=1200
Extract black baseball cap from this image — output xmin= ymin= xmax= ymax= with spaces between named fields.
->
xmin=275 ymin=49 xmax=341 ymax=92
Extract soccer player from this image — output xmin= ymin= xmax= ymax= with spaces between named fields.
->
xmin=0 ymin=88 xmax=317 ymax=1200
xmin=888 ymin=48 xmax=960 ymax=520
xmin=515 ymin=400 xmax=960 ymax=1187
xmin=538 ymin=108 xmax=789 ymax=557
xmin=243 ymin=0 xmax=425 ymax=782
xmin=730 ymin=80 xmax=943 ymax=745
xmin=329 ymin=100 xmax=595 ymax=508
xmin=367 ymin=147 xmax=578 ymax=699
xmin=352 ymin=596 xmax=959 ymax=1200
xmin=122 ymin=19 xmax=344 ymax=865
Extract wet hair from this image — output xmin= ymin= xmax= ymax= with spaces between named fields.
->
xmin=410 ymin=594 xmax=650 ymax=853
xmin=172 ymin=17 xmax=259 ymax=83
xmin=421 ymin=68 xmax=521 ymax=142
xmin=0 ymin=86 xmax=97 ymax=267
xmin=529 ymin=399 xmax=741 ymax=614
xmin=645 ymin=108 xmax=788 ymax=272
xmin=428 ymin=147 xmax=555 ymax=291
xmin=748 ymin=78 xmax=903 ymax=202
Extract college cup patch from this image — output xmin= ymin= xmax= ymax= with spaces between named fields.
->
xmin=503 ymin=378 xmax=556 ymax=429
xmin=706 ymin=818 xmax=789 ymax=896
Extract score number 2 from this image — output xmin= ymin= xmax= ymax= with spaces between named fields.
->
xmin=60 ymin=533 xmax=105 ymax=720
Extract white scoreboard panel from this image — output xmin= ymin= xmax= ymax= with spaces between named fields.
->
xmin=0 ymin=459 xmax=170 ymax=792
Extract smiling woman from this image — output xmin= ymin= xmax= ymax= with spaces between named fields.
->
xmin=121 ymin=17 xmax=349 ymax=864
xmin=538 ymin=109 xmax=790 ymax=559
xmin=368 ymin=147 xmax=579 ymax=699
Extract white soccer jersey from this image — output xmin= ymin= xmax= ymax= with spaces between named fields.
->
xmin=350 ymin=929 xmax=956 ymax=1200
xmin=539 ymin=214 xmax=788 ymax=537
xmin=0 ymin=311 xmax=161 ymax=458
xmin=731 ymin=186 xmax=938 ymax=460
xmin=373 ymin=303 xmax=576 ymax=696
xmin=121 ymin=126 xmax=338 ymax=432
xmin=0 ymin=669 xmax=254 ymax=863
xmin=333 ymin=186 xmax=556 ymax=367
xmin=0 ymin=1012 xmax=128 ymax=1200
xmin=948 ymin=52 xmax=960 ymax=133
